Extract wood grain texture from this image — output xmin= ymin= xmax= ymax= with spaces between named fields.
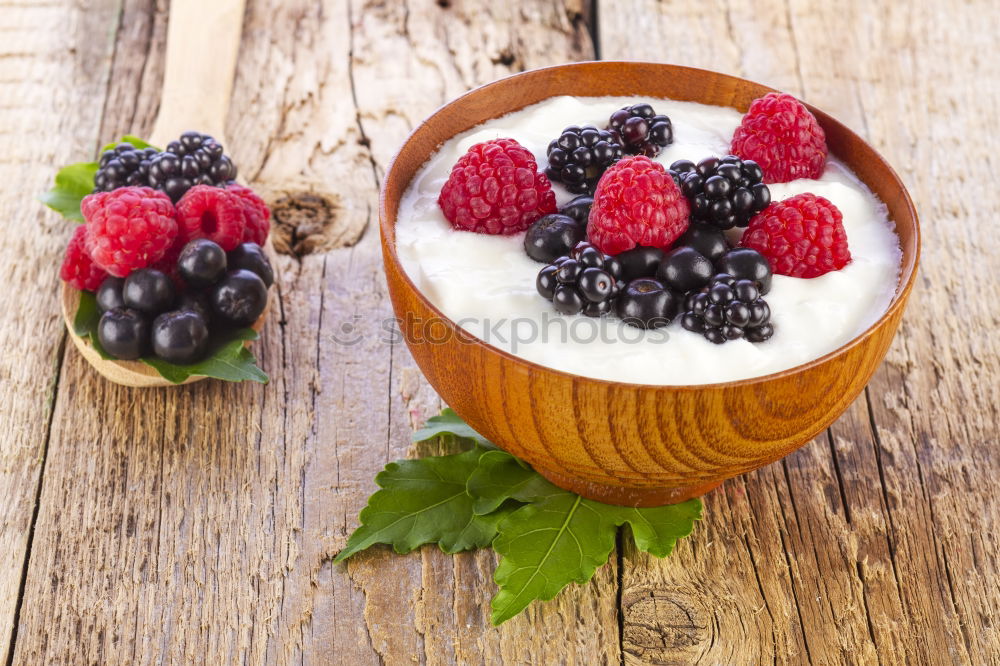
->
xmin=379 ymin=62 xmax=918 ymax=507
xmin=602 ymin=1 xmax=1000 ymax=663
xmin=0 ymin=0 xmax=996 ymax=664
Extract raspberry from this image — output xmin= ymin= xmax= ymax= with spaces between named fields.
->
xmin=149 ymin=237 xmax=186 ymax=289
xmin=60 ymin=225 xmax=107 ymax=291
xmin=438 ymin=138 xmax=556 ymax=234
xmin=730 ymin=93 xmax=828 ymax=183
xmin=587 ymin=156 xmax=690 ymax=255
xmin=82 ymin=186 xmax=178 ymax=278
xmin=227 ymin=183 xmax=271 ymax=245
xmin=740 ymin=193 xmax=851 ymax=278
xmin=176 ymin=184 xmax=247 ymax=251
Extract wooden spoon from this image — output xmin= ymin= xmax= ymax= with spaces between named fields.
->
xmin=61 ymin=0 xmax=265 ymax=388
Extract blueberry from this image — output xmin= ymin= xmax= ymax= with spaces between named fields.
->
xmin=677 ymin=224 xmax=729 ymax=262
xmin=524 ymin=214 xmax=585 ymax=264
xmin=616 ymin=246 xmax=665 ymax=281
xmin=152 ymin=310 xmax=210 ymax=364
xmin=657 ymin=247 xmax=713 ymax=292
xmin=97 ymin=308 xmax=149 ymax=360
xmin=536 ymin=264 xmax=558 ymax=300
xmin=552 ymin=285 xmax=584 ymax=315
xmin=210 ymin=269 xmax=268 ymax=326
xmin=577 ymin=268 xmax=614 ymax=303
xmin=123 ymin=269 xmax=175 ymax=315
xmin=227 ymin=242 xmax=274 ymax=287
xmin=716 ymin=248 xmax=773 ymax=294
xmin=177 ymin=290 xmax=213 ymax=321
xmin=178 ymin=239 xmax=227 ymax=287
xmin=95 ymin=276 xmax=126 ymax=312
xmin=616 ymin=278 xmax=678 ymax=329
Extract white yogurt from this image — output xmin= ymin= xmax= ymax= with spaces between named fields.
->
xmin=396 ymin=96 xmax=901 ymax=385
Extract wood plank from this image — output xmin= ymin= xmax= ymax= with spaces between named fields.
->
xmin=12 ymin=0 xmax=622 ymax=663
xmin=601 ymin=0 xmax=1000 ymax=663
xmin=0 ymin=1 xmax=131 ymax=663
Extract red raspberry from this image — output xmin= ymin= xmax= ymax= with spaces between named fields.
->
xmin=227 ymin=183 xmax=271 ymax=245
xmin=176 ymin=185 xmax=247 ymax=251
xmin=730 ymin=93 xmax=828 ymax=183
xmin=150 ymin=237 xmax=187 ymax=289
xmin=60 ymin=225 xmax=107 ymax=291
xmin=587 ymin=156 xmax=690 ymax=255
xmin=438 ymin=138 xmax=556 ymax=234
xmin=82 ymin=186 xmax=178 ymax=278
xmin=740 ymin=193 xmax=851 ymax=277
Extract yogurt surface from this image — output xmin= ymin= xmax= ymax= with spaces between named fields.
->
xmin=395 ymin=96 xmax=901 ymax=385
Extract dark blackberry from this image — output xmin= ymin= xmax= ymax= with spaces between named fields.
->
xmin=680 ymin=273 xmax=773 ymax=344
xmin=546 ymin=126 xmax=624 ymax=194
xmin=93 ymin=143 xmax=159 ymax=192
xmin=607 ymin=103 xmax=673 ymax=157
xmin=669 ymin=155 xmax=770 ymax=230
xmin=536 ymin=241 xmax=624 ymax=316
xmin=147 ymin=131 xmax=238 ymax=203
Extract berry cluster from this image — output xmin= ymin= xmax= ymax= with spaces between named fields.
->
xmin=59 ymin=132 xmax=274 ymax=366
xmin=94 ymin=240 xmax=272 ymax=363
xmin=607 ymin=104 xmax=673 ymax=157
xmin=680 ymin=274 xmax=773 ymax=344
xmin=94 ymin=132 xmax=238 ymax=203
xmin=545 ymin=126 xmax=624 ymax=194
xmin=669 ymin=155 xmax=770 ymax=230
xmin=537 ymin=242 xmax=623 ymax=317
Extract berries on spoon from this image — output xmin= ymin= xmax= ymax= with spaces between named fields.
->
xmin=95 ymin=276 xmax=126 ymax=312
xmin=177 ymin=238 xmax=227 ymax=287
xmin=211 ymin=269 xmax=268 ymax=326
xmin=123 ymin=268 xmax=176 ymax=315
xmin=97 ymin=307 xmax=149 ymax=359
xmin=228 ymin=242 xmax=274 ymax=287
xmin=151 ymin=310 xmax=210 ymax=364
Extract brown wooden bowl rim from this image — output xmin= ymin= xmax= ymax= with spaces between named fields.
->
xmin=379 ymin=61 xmax=921 ymax=391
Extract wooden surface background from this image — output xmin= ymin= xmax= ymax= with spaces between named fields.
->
xmin=1 ymin=0 xmax=997 ymax=664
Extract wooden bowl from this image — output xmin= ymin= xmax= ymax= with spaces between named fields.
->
xmin=378 ymin=62 xmax=920 ymax=506
xmin=61 ymin=271 xmax=270 ymax=389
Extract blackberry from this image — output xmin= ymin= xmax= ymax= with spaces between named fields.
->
xmin=680 ymin=273 xmax=773 ymax=344
xmin=607 ymin=103 xmax=673 ymax=157
xmin=546 ymin=126 xmax=624 ymax=194
xmin=148 ymin=131 xmax=238 ymax=202
xmin=669 ymin=155 xmax=770 ymax=230
xmin=94 ymin=143 xmax=159 ymax=192
xmin=536 ymin=241 xmax=624 ymax=317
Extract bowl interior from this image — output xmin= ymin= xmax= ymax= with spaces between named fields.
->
xmin=379 ymin=62 xmax=919 ymax=388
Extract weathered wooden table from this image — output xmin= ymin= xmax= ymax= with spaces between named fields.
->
xmin=2 ymin=1 xmax=997 ymax=663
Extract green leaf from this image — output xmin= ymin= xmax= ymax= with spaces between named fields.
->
xmin=72 ymin=291 xmax=112 ymax=359
xmin=334 ymin=446 xmax=507 ymax=563
xmin=141 ymin=329 xmax=268 ymax=384
xmin=603 ymin=500 xmax=703 ymax=558
xmin=467 ymin=449 xmax=555 ymax=515
xmin=40 ymin=136 xmax=158 ymax=222
xmin=491 ymin=492 xmax=618 ymax=625
xmin=40 ymin=161 xmax=98 ymax=222
xmin=481 ymin=450 xmax=703 ymax=624
xmin=413 ymin=407 xmax=493 ymax=449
